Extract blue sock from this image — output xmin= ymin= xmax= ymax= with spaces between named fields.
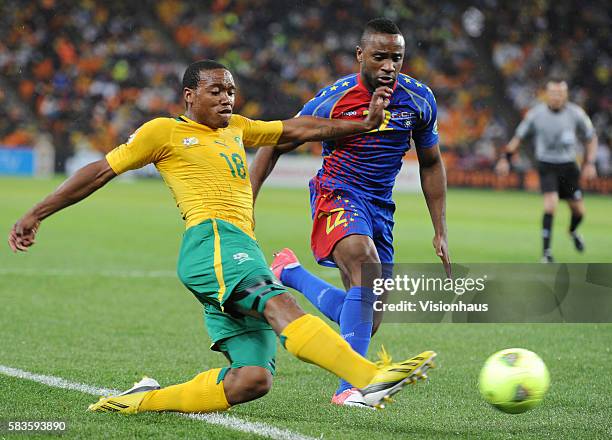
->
xmin=337 ymin=286 xmax=375 ymax=394
xmin=281 ymin=266 xmax=345 ymax=323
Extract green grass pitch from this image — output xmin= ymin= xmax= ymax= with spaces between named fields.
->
xmin=1 ymin=177 xmax=611 ymax=439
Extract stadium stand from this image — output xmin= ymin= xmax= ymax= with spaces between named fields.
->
xmin=484 ymin=0 xmax=610 ymax=174
xmin=0 ymin=0 xmax=609 ymax=178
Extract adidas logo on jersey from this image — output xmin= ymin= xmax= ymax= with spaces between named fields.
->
xmin=182 ymin=137 xmax=199 ymax=146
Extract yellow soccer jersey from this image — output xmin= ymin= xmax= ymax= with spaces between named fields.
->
xmin=106 ymin=114 xmax=283 ymax=238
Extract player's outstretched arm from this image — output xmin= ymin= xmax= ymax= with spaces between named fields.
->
xmin=417 ymin=145 xmax=451 ymax=278
xmin=8 ymin=159 xmax=117 ymax=252
xmin=277 ymin=86 xmax=392 ymax=144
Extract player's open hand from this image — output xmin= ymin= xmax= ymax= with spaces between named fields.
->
xmin=364 ymin=86 xmax=393 ymax=130
xmin=433 ymin=234 xmax=452 ymax=278
xmin=8 ymin=213 xmax=40 ymax=253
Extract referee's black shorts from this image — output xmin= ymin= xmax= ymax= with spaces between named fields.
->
xmin=537 ymin=161 xmax=582 ymax=200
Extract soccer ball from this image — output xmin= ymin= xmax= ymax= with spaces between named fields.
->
xmin=478 ymin=348 xmax=550 ymax=414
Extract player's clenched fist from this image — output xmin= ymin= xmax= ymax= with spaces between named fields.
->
xmin=8 ymin=213 xmax=40 ymax=252
xmin=364 ymin=86 xmax=393 ymax=130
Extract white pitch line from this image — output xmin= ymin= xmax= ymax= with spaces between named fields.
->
xmin=187 ymin=413 xmax=321 ymax=440
xmin=0 ymin=365 xmax=120 ymax=396
xmin=0 ymin=365 xmax=319 ymax=440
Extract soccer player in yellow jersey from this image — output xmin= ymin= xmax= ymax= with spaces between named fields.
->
xmin=8 ymin=60 xmax=436 ymax=413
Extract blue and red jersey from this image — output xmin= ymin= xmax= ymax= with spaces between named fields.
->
xmin=298 ymin=73 xmax=439 ymax=202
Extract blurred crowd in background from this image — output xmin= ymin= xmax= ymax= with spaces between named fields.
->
xmin=0 ymin=0 xmax=610 ymax=175
xmin=487 ymin=0 xmax=610 ymax=175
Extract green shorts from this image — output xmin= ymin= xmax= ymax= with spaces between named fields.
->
xmin=177 ymin=219 xmax=285 ymax=373
xmin=216 ymin=328 xmax=277 ymax=377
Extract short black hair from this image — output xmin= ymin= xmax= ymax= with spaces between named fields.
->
xmin=546 ymin=74 xmax=567 ymax=86
xmin=182 ymin=60 xmax=228 ymax=90
xmin=361 ymin=18 xmax=402 ymax=45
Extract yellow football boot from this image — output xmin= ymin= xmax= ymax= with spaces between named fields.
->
xmin=88 ymin=377 xmax=160 ymax=413
xmin=360 ymin=347 xmax=437 ymax=409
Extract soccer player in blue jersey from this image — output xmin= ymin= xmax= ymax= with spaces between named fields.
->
xmin=250 ymin=18 xmax=449 ymax=407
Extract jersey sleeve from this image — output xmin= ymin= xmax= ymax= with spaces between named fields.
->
xmin=515 ymin=109 xmax=536 ymax=139
xmin=231 ymin=115 xmax=283 ymax=147
xmin=106 ymin=118 xmax=172 ymax=174
xmin=412 ymin=87 xmax=439 ymax=149
xmin=297 ymin=97 xmax=318 ymax=117
xmin=574 ymin=106 xmax=595 ymax=140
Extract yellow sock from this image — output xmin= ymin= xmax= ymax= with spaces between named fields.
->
xmin=281 ymin=314 xmax=378 ymax=388
xmin=139 ymin=368 xmax=230 ymax=413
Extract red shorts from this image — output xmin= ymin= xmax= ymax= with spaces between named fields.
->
xmin=310 ymin=187 xmax=372 ymax=267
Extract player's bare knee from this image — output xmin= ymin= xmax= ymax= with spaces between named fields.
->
xmin=227 ymin=367 xmax=272 ymax=403
xmin=349 ymin=244 xmax=378 ymax=263
xmin=334 ymin=236 xmax=380 ymax=286
xmin=242 ymin=368 xmax=273 ymax=400
xmin=543 ymin=193 xmax=558 ymax=213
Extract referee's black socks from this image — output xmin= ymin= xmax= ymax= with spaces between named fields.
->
xmin=570 ymin=213 xmax=583 ymax=233
xmin=542 ymin=213 xmax=553 ymax=255
xmin=570 ymin=213 xmax=585 ymax=252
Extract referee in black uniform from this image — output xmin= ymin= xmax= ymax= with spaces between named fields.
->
xmin=497 ymin=77 xmax=598 ymax=262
